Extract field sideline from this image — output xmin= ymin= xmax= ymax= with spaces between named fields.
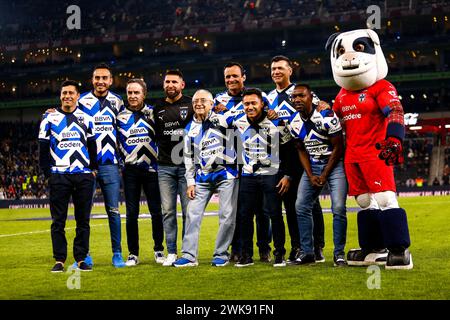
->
xmin=0 ymin=196 xmax=449 ymax=300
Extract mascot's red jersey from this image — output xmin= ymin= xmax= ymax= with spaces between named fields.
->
xmin=333 ymin=79 xmax=401 ymax=163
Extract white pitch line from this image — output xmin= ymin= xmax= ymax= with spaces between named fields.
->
xmin=0 ymin=223 xmax=111 ymax=238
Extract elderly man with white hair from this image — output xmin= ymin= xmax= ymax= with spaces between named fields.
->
xmin=173 ymin=89 xmax=239 ymax=267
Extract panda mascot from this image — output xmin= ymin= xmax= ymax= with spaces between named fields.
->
xmin=325 ymin=29 xmax=413 ymax=269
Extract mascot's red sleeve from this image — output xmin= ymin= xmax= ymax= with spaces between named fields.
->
xmin=373 ymin=80 xmax=405 ymax=165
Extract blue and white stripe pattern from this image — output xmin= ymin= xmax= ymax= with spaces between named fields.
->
xmin=266 ymin=83 xmax=320 ymax=120
xmin=221 ymin=112 xmax=290 ymax=176
xmin=184 ymin=111 xmax=237 ymax=186
xmin=214 ymin=90 xmax=269 ymax=116
xmin=116 ymin=105 xmax=158 ymax=172
xmin=287 ymin=108 xmax=342 ymax=164
xmin=78 ymin=91 xmax=124 ymax=165
xmin=38 ymin=108 xmax=95 ymax=174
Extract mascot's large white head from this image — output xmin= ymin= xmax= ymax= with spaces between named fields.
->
xmin=325 ymin=29 xmax=388 ymax=91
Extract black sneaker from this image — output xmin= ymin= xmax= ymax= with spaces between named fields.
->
xmin=333 ymin=254 xmax=347 ymax=267
xmin=235 ymin=255 xmax=254 ymax=267
xmin=229 ymin=251 xmax=241 ymax=263
xmin=385 ymin=249 xmax=413 ymax=270
xmin=314 ymin=247 xmax=325 ymax=263
xmin=347 ymin=248 xmax=388 ymax=266
xmin=293 ymin=253 xmax=315 ymax=265
xmin=287 ymin=247 xmax=301 ymax=265
xmin=51 ymin=262 xmax=64 ymax=273
xmin=273 ymin=255 xmax=286 ymax=267
xmin=77 ymin=261 xmax=93 ymax=272
xmin=259 ymin=250 xmax=272 ymax=263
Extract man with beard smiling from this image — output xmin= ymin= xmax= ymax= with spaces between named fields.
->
xmin=152 ymin=70 xmax=194 ymax=267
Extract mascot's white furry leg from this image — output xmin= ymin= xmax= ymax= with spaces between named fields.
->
xmin=348 ymin=192 xmax=413 ymax=269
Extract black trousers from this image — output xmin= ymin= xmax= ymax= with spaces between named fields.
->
xmin=283 ymin=176 xmax=325 ymax=250
xmin=123 ymin=165 xmax=164 ymax=256
xmin=230 ymin=187 xmax=272 ymax=255
xmin=238 ymin=174 xmax=286 ymax=258
xmin=49 ymin=173 xmax=95 ymax=263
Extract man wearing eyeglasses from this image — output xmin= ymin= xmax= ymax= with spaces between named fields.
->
xmin=173 ymin=90 xmax=238 ymax=267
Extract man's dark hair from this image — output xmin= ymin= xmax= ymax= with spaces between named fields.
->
xmin=243 ymin=87 xmax=263 ymax=101
xmin=224 ymin=62 xmax=245 ymax=76
xmin=61 ymin=80 xmax=80 ymax=93
xmin=93 ymin=63 xmax=113 ymax=76
xmin=271 ymin=55 xmax=292 ymax=68
xmin=127 ymin=78 xmax=147 ymax=95
xmin=165 ymin=69 xmax=184 ymax=79
xmin=294 ymin=83 xmax=312 ymax=93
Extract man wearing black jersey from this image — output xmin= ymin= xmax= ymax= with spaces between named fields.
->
xmin=152 ymin=70 xmax=194 ymax=266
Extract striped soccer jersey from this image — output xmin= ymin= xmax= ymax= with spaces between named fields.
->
xmin=38 ymin=108 xmax=95 ymax=174
xmin=266 ymin=83 xmax=321 ymax=120
xmin=287 ymin=107 xmax=342 ymax=164
xmin=214 ymin=89 xmax=269 ymax=116
xmin=116 ymin=105 xmax=158 ymax=172
xmin=221 ymin=112 xmax=291 ymax=176
xmin=184 ymin=111 xmax=238 ymax=186
xmin=78 ymin=91 xmax=123 ymax=165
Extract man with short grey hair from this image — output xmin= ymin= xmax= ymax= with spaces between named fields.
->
xmin=173 ymin=90 xmax=238 ymax=267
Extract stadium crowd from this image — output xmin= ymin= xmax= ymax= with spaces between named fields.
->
xmin=0 ymin=0 xmax=448 ymax=45
xmin=0 ymin=122 xmax=48 ymax=200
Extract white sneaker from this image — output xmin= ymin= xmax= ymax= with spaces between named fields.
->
xmin=125 ymin=254 xmax=139 ymax=267
xmin=162 ymin=253 xmax=177 ymax=266
xmin=154 ymin=251 xmax=165 ymax=264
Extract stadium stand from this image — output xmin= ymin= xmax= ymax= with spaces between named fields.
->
xmin=395 ymin=132 xmax=435 ymax=187
xmin=0 ymin=122 xmax=48 ymax=200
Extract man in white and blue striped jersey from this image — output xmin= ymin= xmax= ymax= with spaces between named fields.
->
xmin=173 ymin=89 xmax=238 ymax=267
xmin=116 ymin=79 xmax=164 ymax=267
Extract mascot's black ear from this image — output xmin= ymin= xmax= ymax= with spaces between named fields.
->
xmin=325 ymin=32 xmax=340 ymax=51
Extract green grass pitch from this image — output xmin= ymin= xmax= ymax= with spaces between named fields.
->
xmin=0 ymin=196 xmax=449 ymax=300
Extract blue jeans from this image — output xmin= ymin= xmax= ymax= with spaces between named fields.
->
xmin=296 ymin=161 xmax=348 ymax=256
xmin=158 ymin=165 xmax=189 ymax=254
xmin=182 ymin=179 xmax=238 ymax=261
xmin=96 ymin=164 xmax=122 ymax=254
